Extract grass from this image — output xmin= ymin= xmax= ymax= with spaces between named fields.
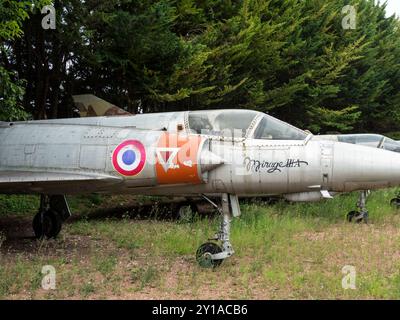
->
xmin=131 ymin=266 xmax=160 ymax=290
xmin=1 ymin=190 xmax=400 ymax=299
xmin=0 ymin=195 xmax=39 ymax=216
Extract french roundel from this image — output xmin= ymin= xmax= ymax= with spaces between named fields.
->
xmin=112 ymin=140 xmax=146 ymax=176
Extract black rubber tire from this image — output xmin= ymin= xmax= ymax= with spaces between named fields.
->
xmin=177 ymin=203 xmax=199 ymax=222
xmin=196 ymin=242 xmax=223 ymax=268
xmin=33 ymin=210 xmax=62 ymax=239
xmin=177 ymin=205 xmax=192 ymax=220
xmin=32 ymin=213 xmax=41 ymax=238
xmin=346 ymin=210 xmax=358 ymax=222
xmin=347 ymin=210 xmax=368 ymax=224
xmin=390 ymin=198 xmax=400 ymax=208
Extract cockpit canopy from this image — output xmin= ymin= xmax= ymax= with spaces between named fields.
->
xmin=253 ymin=115 xmax=308 ymax=140
xmin=188 ymin=110 xmax=258 ymax=137
xmin=338 ymin=134 xmax=400 ymax=152
xmin=188 ymin=110 xmax=308 ymax=140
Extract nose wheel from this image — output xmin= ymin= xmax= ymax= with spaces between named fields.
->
xmin=196 ymin=242 xmax=223 ymax=268
xmin=196 ymin=194 xmax=239 ymax=268
xmin=346 ymin=210 xmax=368 ymax=223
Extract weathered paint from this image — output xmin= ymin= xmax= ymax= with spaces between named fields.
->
xmin=1 ymin=109 xmax=400 ymax=200
xmin=155 ymin=132 xmax=203 ymax=185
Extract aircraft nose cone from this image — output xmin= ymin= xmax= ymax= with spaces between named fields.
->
xmin=332 ymin=142 xmax=400 ymax=192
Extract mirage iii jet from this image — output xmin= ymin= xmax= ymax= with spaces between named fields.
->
xmin=1 ymin=95 xmax=400 ymax=268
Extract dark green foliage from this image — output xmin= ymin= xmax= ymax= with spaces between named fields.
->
xmin=1 ymin=0 xmax=400 ymax=133
xmin=0 ymin=0 xmax=50 ymax=121
xmin=0 ymin=66 xmax=27 ymax=121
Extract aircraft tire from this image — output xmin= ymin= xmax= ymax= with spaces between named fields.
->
xmin=347 ymin=211 xmax=368 ymax=224
xmin=196 ymin=242 xmax=223 ymax=268
xmin=390 ymin=198 xmax=400 ymax=208
xmin=177 ymin=204 xmax=198 ymax=222
xmin=33 ymin=210 xmax=62 ymax=239
xmin=346 ymin=211 xmax=358 ymax=222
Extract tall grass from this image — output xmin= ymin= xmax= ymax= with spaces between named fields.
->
xmin=2 ymin=189 xmax=400 ymax=299
xmin=0 ymin=195 xmax=38 ymax=216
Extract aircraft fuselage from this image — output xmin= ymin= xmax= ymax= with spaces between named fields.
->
xmin=1 ymin=111 xmax=400 ymax=202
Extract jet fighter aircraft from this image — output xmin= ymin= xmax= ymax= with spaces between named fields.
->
xmin=2 ymin=96 xmax=400 ymax=267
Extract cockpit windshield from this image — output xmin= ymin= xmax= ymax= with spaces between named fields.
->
xmin=188 ymin=110 xmax=259 ymax=138
xmin=188 ymin=109 xmax=308 ymax=140
xmin=253 ymin=115 xmax=308 ymax=140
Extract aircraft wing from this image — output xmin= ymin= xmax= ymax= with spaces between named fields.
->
xmin=0 ymin=170 xmax=123 ymax=194
xmin=72 ymin=94 xmax=132 ymax=117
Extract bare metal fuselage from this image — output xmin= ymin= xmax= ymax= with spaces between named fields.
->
xmin=1 ymin=111 xmax=400 ymax=201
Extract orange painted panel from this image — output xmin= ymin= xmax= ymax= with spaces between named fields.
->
xmin=155 ymin=133 xmax=202 ymax=184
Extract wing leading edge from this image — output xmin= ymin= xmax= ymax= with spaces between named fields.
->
xmin=0 ymin=170 xmax=123 ymax=194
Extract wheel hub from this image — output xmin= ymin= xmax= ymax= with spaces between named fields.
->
xmin=196 ymin=242 xmax=223 ymax=268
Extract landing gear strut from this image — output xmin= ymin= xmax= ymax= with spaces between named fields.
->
xmin=33 ymin=195 xmax=71 ymax=239
xmin=196 ymin=194 xmax=240 ymax=268
xmin=347 ymin=190 xmax=369 ymax=223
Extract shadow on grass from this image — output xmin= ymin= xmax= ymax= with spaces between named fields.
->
xmin=69 ymin=197 xmax=218 ymax=222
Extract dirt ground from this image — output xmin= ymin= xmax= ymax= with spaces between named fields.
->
xmin=2 ymin=192 xmax=400 ymax=299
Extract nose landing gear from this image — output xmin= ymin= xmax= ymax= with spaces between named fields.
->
xmin=196 ymin=194 xmax=239 ymax=268
xmin=347 ymin=190 xmax=369 ymax=223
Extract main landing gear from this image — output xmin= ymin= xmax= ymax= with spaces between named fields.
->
xmin=347 ymin=190 xmax=369 ymax=223
xmin=196 ymin=193 xmax=240 ymax=268
xmin=390 ymin=191 xmax=400 ymax=208
xmin=33 ymin=195 xmax=71 ymax=239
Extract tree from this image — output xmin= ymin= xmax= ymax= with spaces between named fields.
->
xmin=0 ymin=0 xmax=50 ymax=120
xmin=2 ymin=0 xmax=400 ymax=134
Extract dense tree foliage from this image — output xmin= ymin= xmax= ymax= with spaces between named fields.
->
xmin=0 ymin=0 xmax=52 ymax=120
xmin=1 ymin=0 xmax=399 ymax=134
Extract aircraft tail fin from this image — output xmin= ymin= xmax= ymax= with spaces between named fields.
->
xmin=72 ymin=94 xmax=133 ymax=117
